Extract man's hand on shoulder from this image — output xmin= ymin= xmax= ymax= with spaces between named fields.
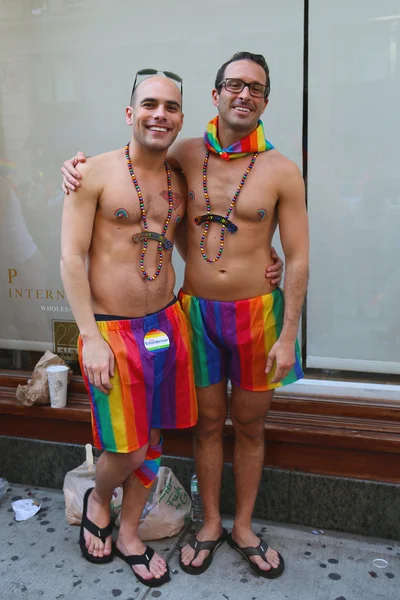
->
xmin=61 ymin=151 xmax=87 ymax=194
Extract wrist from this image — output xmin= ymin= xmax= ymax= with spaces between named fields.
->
xmin=278 ymin=330 xmax=297 ymax=344
xmin=80 ymin=330 xmax=102 ymax=343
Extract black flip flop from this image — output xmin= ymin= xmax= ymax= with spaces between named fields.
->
xmin=179 ymin=528 xmax=228 ymax=575
xmin=115 ymin=545 xmax=171 ymax=587
xmin=79 ymin=487 xmax=114 ymax=564
xmin=227 ymin=533 xmax=284 ymax=578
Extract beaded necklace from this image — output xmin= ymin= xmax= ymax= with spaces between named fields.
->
xmin=197 ymin=151 xmax=258 ymax=263
xmin=125 ymin=143 xmax=173 ymax=281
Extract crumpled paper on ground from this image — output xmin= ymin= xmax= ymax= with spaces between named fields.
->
xmin=16 ymin=350 xmax=73 ymax=406
xmin=12 ymin=499 xmax=41 ymax=521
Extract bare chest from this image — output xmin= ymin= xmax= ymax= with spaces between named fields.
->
xmin=186 ymin=153 xmax=278 ymax=225
xmin=99 ymin=168 xmax=186 ymax=228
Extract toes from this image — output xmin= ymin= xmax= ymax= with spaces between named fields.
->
xmin=181 ymin=552 xmax=189 ymax=562
xmin=152 ymin=555 xmax=167 ymax=578
xmin=103 ymin=537 xmax=113 ymax=556
xmin=155 ymin=560 xmax=167 ymax=574
xmin=267 ymin=550 xmax=280 ymax=568
xmin=133 ymin=566 xmax=153 ymax=581
xmin=180 ymin=546 xmax=195 ymax=566
xmin=87 ymin=535 xmax=95 ymax=555
xmin=251 ymin=549 xmax=280 ymax=571
xmin=133 ymin=558 xmax=167 ymax=581
xmin=191 ymin=549 xmax=209 ymax=567
xmin=84 ymin=530 xmax=110 ymax=558
xmin=152 ymin=565 xmax=164 ymax=579
xmin=94 ymin=540 xmax=103 ymax=558
xmin=253 ymin=556 xmax=272 ymax=571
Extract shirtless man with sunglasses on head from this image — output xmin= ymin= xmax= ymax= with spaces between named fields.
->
xmin=62 ymin=52 xmax=308 ymax=581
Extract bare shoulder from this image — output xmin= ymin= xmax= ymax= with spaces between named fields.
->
xmin=263 ymin=150 xmax=304 ymax=197
xmin=171 ymin=168 xmax=188 ymax=195
xmin=169 ymin=137 xmax=204 ymax=172
xmin=172 ymin=137 xmax=203 ymax=153
xmin=77 ymin=148 xmax=121 ymax=175
xmin=179 ymin=137 xmax=203 ymax=151
xmin=76 ymin=149 xmax=121 ymax=191
xmin=261 ymin=149 xmax=301 ymax=176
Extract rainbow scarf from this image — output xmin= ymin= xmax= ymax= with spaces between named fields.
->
xmin=204 ymin=116 xmax=274 ymax=160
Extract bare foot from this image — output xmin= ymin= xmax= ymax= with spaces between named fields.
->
xmin=84 ymin=489 xmax=113 ymax=559
xmin=231 ymin=525 xmax=280 ymax=572
xmin=180 ymin=521 xmax=224 ymax=568
xmin=116 ymin=536 xmax=168 ymax=581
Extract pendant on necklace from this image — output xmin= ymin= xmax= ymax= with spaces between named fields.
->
xmin=194 ymin=214 xmax=238 ymax=234
xmin=198 ymin=151 xmax=258 ymax=263
xmin=125 ymin=143 xmax=174 ymax=281
xmin=132 ymin=231 xmax=173 ymax=250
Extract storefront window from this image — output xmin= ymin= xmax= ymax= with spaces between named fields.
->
xmin=307 ymin=1 xmax=400 ymax=378
xmin=1 ymin=1 xmax=398 ymax=387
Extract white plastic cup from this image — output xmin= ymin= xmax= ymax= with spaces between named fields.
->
xmin=47 ymin=365 xmax=69 ymax=408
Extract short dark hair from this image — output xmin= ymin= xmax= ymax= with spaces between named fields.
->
xmin=215 ymin=51 xmax=270 ymax=98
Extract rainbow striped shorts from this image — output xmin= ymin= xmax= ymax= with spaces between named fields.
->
xmin=179 ymin=288 xmax=304 ymax=391
xmin=78 ymin=300 xmax=197 ymax=453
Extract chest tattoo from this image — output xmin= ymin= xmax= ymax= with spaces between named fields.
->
xmin=160 ymin=190 xmax=183 ymax=209
xmin=114 ymin=208 xmax=129 ymax=219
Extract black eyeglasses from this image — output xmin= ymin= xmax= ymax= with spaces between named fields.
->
xmin=130 ymin=69 xmax=183 ymax=104
xmin=218 ymin=78 xmax=269 ymax=99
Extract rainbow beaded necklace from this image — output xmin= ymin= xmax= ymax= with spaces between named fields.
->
xmin=125 ymin=143 xmax=173 ymax=281
xmin=199 ymin=151 xmax=257 ymax=263
xmin=196 ymin=117 xmax=275 ymax=263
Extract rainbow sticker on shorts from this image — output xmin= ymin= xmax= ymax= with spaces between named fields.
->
xmin=144 ymin=329 xmax=170 ymax=353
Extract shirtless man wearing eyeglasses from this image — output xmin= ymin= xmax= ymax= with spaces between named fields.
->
xmin=62 ymin=52 xmax=307 ymax=581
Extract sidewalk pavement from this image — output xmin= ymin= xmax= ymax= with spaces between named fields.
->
xmin=0 ymin=483 xmax=398 ymax=600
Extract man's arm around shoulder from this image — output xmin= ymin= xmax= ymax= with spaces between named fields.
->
xmin=167 ymin=138 xmax=202 ymax=172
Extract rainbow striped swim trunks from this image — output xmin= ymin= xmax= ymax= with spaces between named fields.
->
xmin=179 ymin=288 xmax=303 ymax=391
xmin=78 ymin=300 xmax=197 ymax=453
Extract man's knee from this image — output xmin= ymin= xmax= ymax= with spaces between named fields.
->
xmin=196 ymin=412 xmax=226 ymax=440
xmin=119 ymin=445 xmax=148 ymax=473
xmin=232 ymin=415 xmax=265 ymax=441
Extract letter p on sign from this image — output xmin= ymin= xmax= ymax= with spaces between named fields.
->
xmin=8 ymin=269 xmax=17 ymax=284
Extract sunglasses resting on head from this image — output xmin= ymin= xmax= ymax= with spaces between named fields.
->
xmin=130 ymin=68 xmax=183 ymax=105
